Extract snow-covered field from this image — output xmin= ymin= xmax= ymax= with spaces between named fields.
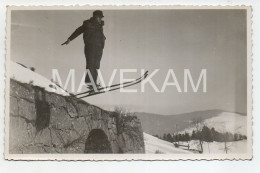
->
xmin=9 ymin=61 xmax=69 ymax=96
xmin=144 ymin=133 xmax=192 ymax=154
xmin=144 ymin=133 xmax=247 ymax=154
xmin=178 ymin=140 xmax=247 ymax=154
xmin=175 ymin=112 xmax=248 ymax=154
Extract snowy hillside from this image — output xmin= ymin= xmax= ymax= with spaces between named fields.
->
xmin=204 ymin=112 xmax=247 ymax=135
xmin=175 ymin=112 xmax=248 ymax=154
xmin=181 ymin=112 xmax=247 ymax=135
xmin=9 ymin=61 xmax=69 ymax=96
xmin=143 ymin=133 xmax=192 ymax=154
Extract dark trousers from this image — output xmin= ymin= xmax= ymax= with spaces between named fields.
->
xmin=84 ymin=45 xmax=103 ymax=84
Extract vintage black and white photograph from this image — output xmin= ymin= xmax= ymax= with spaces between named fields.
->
xmin=4 ymin=6 xmax=252 ymax=160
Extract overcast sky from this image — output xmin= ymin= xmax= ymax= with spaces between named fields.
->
xmin=10 ymin=9 xmax=247 ymax=115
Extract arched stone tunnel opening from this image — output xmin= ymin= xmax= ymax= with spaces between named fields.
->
xmin=84 ymin=129 xmax=112 ymax=153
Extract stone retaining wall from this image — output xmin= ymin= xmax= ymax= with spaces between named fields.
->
xmin=9 ymin=79 xmax=145 ymax=154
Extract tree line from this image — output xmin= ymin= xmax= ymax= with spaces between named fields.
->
xmin=154 ymin=125 xmax=247 ymax=153
xmin=156 ymin=126 xmax=247 ymax=143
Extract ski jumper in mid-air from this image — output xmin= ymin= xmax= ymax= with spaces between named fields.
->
xmin=62 ymin=10 xmax=106 ymax=90
xmin=62 ymin=10 xmax=148 ymax=98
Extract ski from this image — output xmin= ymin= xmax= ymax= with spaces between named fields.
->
xmin=74 ymin=70 xmax=148 ymax=97
xmin=77 ymin=72 xmax=148 ymax=98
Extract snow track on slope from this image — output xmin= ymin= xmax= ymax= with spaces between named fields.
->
xmin=9 ymin=61 xmax=69 ymax=96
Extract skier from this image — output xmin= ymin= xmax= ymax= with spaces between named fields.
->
xmin=62 ymin=10 xmax=106 ymax=90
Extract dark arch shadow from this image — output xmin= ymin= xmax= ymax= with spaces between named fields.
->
xmin=84 ymin=129 xmax=112 ymax=153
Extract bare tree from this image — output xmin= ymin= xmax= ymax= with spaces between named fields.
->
xmin=217 ymin=123 xmax=233 ymax=154
xmin=192 ymin=117 xmax=204 ymax=153
xmin=114 ymin=106 xmax=136 ymax=117
xmin=201 ymin=126 xmax=213 ymax=153
xmin=223 ymin=132 xmax=233 ymax=154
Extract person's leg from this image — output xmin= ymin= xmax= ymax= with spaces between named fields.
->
xmin=84 ymin=45 xmax=97 ymax=85
xmin=95 ymin=47 xmax=103 ymax=69
xmin=90 ymin=46 xmax=103 ymax=84
xmin=93 ymin=46 xmax=103 ymax=83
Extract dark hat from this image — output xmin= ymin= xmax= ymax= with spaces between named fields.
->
xmin=93 ymin=10 xmax=104 ymax=18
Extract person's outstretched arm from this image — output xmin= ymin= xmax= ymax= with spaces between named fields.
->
xmin=61 ymin=23 xmax=84 ymax=45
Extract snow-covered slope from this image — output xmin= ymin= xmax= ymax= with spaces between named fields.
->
xmin=143 ymin=133 xmax=192 ymax=154
xmin=178 ymin=140 xmax=247 ymax=154
xmin=204 ymin=112 xmax=247 ymax=135
xmin=144 ymin=112 xmax=247 ymax=154
xmin=9 ymin=61 xmax=69 ymax=96
xmin=181 ymin=112 xmax=247 ymax=135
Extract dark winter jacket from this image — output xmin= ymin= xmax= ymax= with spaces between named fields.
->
xmin=68 ymin=17 xmax=106 ymax=48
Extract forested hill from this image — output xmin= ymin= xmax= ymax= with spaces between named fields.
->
xmin=136 ymin=110 xmax=246 ymax=136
